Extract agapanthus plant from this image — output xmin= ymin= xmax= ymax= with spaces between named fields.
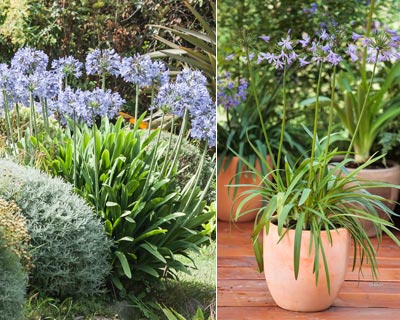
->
xmin=234 ymin=24 xmax=400 ymax=294
xmin=335 ymin=28 xmax=400 ymax=163
xmin=120 ymin=53 xmax=169 ymax=121
xmin=152 ymin=68 xmax=215 ymax=201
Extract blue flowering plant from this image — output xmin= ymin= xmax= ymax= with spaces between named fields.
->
xmin=234 ymin=23 xmax=400 ymax=293
xmin=217 ymin=70 xmax=272 ymax=177
xmin=0 ymin=46 xmax=216 ymax=291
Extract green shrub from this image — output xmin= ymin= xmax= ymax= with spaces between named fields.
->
xmin=23 ymin=117 xmax=213 ymax=291
xmin=0 ymin=159 xmax=112 ymax=298
xmin=0 ymin=246 xmax=27 ymax=320
xmin=0 ymin=198 xmax=29 ymax=320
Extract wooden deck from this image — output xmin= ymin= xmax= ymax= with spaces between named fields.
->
xmin=217 ymin=221 xmax=400 ymax=319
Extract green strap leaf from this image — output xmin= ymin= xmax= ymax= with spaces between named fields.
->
xmin=115 ymin=251 xmax=132 ymax=279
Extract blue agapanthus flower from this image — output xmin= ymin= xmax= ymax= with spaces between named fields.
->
xmin=217 ymin=73 xmax=248 ymax=110
xmin=52 ymin=56 xmax=83 ymax=80
xmin=153 ymin=68 xmax=215 ymax=146
xmin=119 ymin=54 xmax=169 ymax=88
xmin=55 ymin=86 xmax=125 ymax=126
xmin=85 ymin=48 xmax=121 ymax=77
xmin=11 ymin=47 xmax=49 ymax=75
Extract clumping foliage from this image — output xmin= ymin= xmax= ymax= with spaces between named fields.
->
xmin=0 ymin=159 xmax=113 ymax=298
xmin=0 ymin=246 xmax=28 ymax=320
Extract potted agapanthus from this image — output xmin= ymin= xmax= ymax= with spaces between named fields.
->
xmin=234 ymin=22 xmax=400 ymax=312
xmin=329 ymin=1 xmax=400 ymax=236
xmin=216 ymin=59 xmax=297 ymax=222
xmin=217 ymin=72 xmax=267 ymax=222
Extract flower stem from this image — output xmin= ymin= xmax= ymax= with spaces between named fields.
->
xmin=2 ymin=90 xmax=13 ymax=147
xmin=148 ymin=85 xmax=155 ymax=134
xmin=346 ymin=51 xmax=379 ymax=162
xmin=362 ymin=0 xmax=376 ymax=84
xmin=15 ymin=103 xmax=21 ymax=141
xmin=29 ymin=91 xmax=39 ymax=149
xmin=245 ymin=45 xmax=276 ymax=176
xmin=135 ymin=84 xmax=139 ymax=121
xmin=167 ymin=108 xmax=188 ymax=178
xmin=307 ymin=62 xmax=324 ymax=189
xmin=92 ymin=109 xmax=99 ymax=213
xmin=321 ymin=65 xmax=337 ymax=173
xmin=276 ymin=64 xmax=287 ymax=175
xmin=73 ymin=110 xmax=77 ymax=188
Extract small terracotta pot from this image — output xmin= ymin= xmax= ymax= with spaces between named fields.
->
xmin=263 ymin=223 xmax=350 ymax=312
xmin=332 ymin=158 xmax=400 ymax=237
xmin=217 ymin=156 xmax=266 ymax=222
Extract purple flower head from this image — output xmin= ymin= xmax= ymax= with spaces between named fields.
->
xmin=55 ymin=86 xmax=125 ymax=126
xmin=54 ymin=87 xmax=89 ymax=124
xmin=85 ymin=48 xmax=121 ymax=77
xmin=309 ymin=41 xmax=318 ymax=52
xmin=153 ymin=68 xmax=215 ymax=146
xmin=217 ymin=74 xmax=247 ymax=110
xmin=325 ymin=51 xmax=342 ymax=66
xmin=119 ymin=54 xmax=169 ymax=87
xmin=352 ymin=32 xmax=363 ymax=41
xmin=11 ymin=47 xmax=48 ymax=75
xmin=29 ymin=71 xmax=59 ymax=100
xmin=257 ymin=52 xmax=275 ymax=64
xmin=85 ymin=88 xmax=125 ymax=120
xmin=52 ymin=56 xmax=83 ymax=80
xmin=225 ymin=53 xmax=235 ymax=61
xmin=303 ymin=2 xmax=318 ymax=15
xmin=278 ymin=34 xmax=293 ymax=50
xmin=0 ymin=63 xmax=14 ymax=90
xmin=299 ymin=57 xmax=311 ymax=67
xmin=0 ymin=64 xmax=17 ymax=109
xmin=298 ymin=33 xmax=310 ymax=48
xmin=347 ymin=44 xmax=359 ymax=61
xmin=320 ymin=29 xmax=329 ymax=41
xmin=259 ymin=35 xmax=271 ymax=43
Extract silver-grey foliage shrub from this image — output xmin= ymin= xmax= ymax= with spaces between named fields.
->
xmin=0 ymin=247 xmax=27 ymax=320
xmin=0 ymin=159 xmax=112 ymax=298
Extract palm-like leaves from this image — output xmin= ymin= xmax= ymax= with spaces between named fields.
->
xmin=149 ymin=1 xmax=216 ymax=95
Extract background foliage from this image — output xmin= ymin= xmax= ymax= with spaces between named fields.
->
xmin=217 ymin=0 xmax=400 ymax=161
xmin=0 ymin=0 xmax=213 ymax=62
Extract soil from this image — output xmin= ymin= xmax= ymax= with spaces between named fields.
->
xmin=343 ymin=160 xmax=394 ymax=170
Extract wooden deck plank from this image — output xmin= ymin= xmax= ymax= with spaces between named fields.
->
xmin=217 ymin=306 xmax=400 ymax=320
xmin=217 ymin=221 xmax=400 ymax=319
xmin=218 ymin=266 xmax=400 ymax=282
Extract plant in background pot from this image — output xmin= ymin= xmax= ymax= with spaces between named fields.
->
xmin=217 ymin=73 xmax=268 ymax=222
xmin=234 ymin=23 xmax=400 ymax=312
xmin=329 ymin=1 xmax=400 ymax=236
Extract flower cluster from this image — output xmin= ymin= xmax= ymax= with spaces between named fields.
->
xmin=0 ymin=47 xmax=214 ymax=147
xmin=120 ymin=54 xmax=169 ymax=88
xmin=85 ymin=48 xmax=121 ymax=77
xmin=11 ymin=47 xmax=49 ymax=75
xmin=153 ymin=68 xmax=215 ymax=146
xmin=52 ymin=56 xmax=83 ymax=80
xmin=257 ymin=27 xmax=400 ymax=70
xmin=54 ymin=86 xmax=125 ymax=126
xmin=217 ymin=72 xmax=248 ymax=110
xmin=350 ymin=29 xmax=400 ymax=63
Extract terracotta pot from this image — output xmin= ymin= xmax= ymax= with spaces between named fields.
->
xmin=217 ymin=156 xmax=266 ymax=222
xmin=263 ymin=223 xmax=350 ymax=312
xmin=332 ymin=158 xmax=400 ymax=237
